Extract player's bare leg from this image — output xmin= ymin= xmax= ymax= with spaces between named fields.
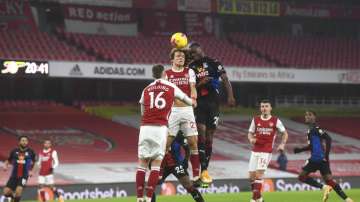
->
xmin=166 ymin=135 xmax=175 ymax=152
xmin=14 ymin=186 xmax=23 ymax=202
xmin=322 ymin=174 xmax=353 ymax=202
xmin=205 ymin=128 xmax=215 ymax=168
xmin=186 ymin=135 xmax=200 ymax=180
xmin=249 ymin=170 xmax=265 ymax=202
xmin=197 ymin=123 xmax=212 ymax=183
xmin=200 ymin=127 xmax=215 ymax=184
xmin=178 ymin=175 xmax=204 ymax=202
xmin=49 ymin=185 xmax=64 ymax=202
xmin=3 ymin=187 xmax=14 ymax=202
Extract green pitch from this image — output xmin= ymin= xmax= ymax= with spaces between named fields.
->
xmin=29 ymin=189 xmax=360 ymax=202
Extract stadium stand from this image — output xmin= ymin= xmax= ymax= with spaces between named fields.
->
xmin=293 ymin=117 xmax=360 ymax=140
xmin=229 ymin=32 xmax=360 ymax=69
xmin=0 ymin=102 xmax=138 ymax=163
xmin=0 ymin=30 xmax=96 ymax=61
xmin=58 ymin=31 xmax=273 ymax=66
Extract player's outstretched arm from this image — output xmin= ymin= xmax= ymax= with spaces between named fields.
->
xmin=294 ymin=145 xmax=311 ymax=154
xmin=174 ymin=85 xmax=194 ymax=106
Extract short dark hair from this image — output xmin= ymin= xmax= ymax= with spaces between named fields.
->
xmin=260 ymin=99 xmax=271 ymax=105
xmin=306 ymin=109 xmax=317 ymax=117
xmin=152 ymin=64 xmax=164 ymax=79
xmin=18 ymin=135 xmax=29 ymax=141
xmin=188 ymin=41 xmax=200 ymax=48
xmin=169 ymin=48 xmax=187 ymax=60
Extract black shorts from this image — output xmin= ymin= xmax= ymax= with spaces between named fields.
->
xmin=302 ymin=160 xmax=332 ymax=176
xmin=6 ymin=177 xmax=28 ymax=190
xmin=161 ymin=165 xmax=189 ymax=180
xmin=195 ymin=99 xmax=220 ymax=129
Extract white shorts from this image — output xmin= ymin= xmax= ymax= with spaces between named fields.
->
xmin=138 ymin=125 xmax=167 ymax=160
xmin=248 ymin=151 xmax=272 ymax=172
xmin=38 ymin=174 xmax=54 ymax=185
xmin=168 ymin=106 xmax=198 ymax=137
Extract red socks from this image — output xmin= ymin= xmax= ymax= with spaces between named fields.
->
xmin=136 ymin=167 xmax=146 ymax=198
xmin=146 ymin=167 xmax=160 ymax=198
xmin=251 ymin=179 xmax=263 ymax=200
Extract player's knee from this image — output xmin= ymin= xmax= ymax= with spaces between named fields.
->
xmin=325 ymin=179 xmax=336 ymax=187
xmin=188 ymin=138 xmax=198 ymax=149
xmin=14 ymin=192 xmax=22 ymax=198
xmin=255 ymin=171 xmax=264 ymax=179
xmin=249 ymin=172 xmax=256 ymax=181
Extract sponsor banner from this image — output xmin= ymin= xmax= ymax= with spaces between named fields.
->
xmin=280 ymin=3 xmax=360 ymax=20
xmin=0 ymin=60 xmax=48 ymax=76
xmin=281 ymin=3 xmax=344 ymax=18
xmin=0 ymin=0 xmax=36 ymax=31
xmin=59 ymin=0 xmax=132 ymax=8
xmin=49 ymin=61 xmax=151 ymax=80
xmin=218 ymin=0 xmax=280 ymax=16
xmin=63 ymin=4 xmax=137 ymax=35
xmin=142 ymin=11 xmax=183 ymax=36
xmin=178 ymin=0 xmax=211 ymax=13
xmin=185 ymin=13 xmax=213 ymax=36
xmin=49 ymin=62 xmax=360 ymax=84
xmin=2 ymin=176 xmax=360 ymax=200
xmin=227 ymin=67 xmax=360 ymax=84
xmin=63 ymin=4 xmax=136 ymax=24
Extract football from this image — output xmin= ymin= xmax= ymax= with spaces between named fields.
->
xmin=170 ymin=32 xmax=188 ymax=49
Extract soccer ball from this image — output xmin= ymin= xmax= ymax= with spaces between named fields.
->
xmin=170 ymin=32 xmax=188 ymax=49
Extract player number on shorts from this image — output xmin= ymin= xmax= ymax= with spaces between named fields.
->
xmin=175 ymin=165 xmax=185 ymax=174
xmin=149 ymin=92 xmax=166 ymax=109
xmin=21 ymin=178 xmax=27 ymax=186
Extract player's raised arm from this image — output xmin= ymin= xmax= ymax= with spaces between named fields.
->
xmin=276 ymin=119 xmax=288 ymax=151
xmin=248 ymin=118 xmax=256 ymax=144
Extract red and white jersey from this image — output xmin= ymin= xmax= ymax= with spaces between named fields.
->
xmin=139 ymin=79 xmax=192 ymax=126
xmin=38 ymin=148 xmax=59 ymax=176
xmin=248 ymin=115 xmax=286 ymax=153
xmin=165 ymin=67 xmax=196 ymax=97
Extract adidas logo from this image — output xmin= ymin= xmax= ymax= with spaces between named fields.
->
xmin=70 ymin=64 xmax=83 ymax=76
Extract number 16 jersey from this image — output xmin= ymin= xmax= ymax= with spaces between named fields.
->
xmin=139 ymin=79 xmax=190 ymax=126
